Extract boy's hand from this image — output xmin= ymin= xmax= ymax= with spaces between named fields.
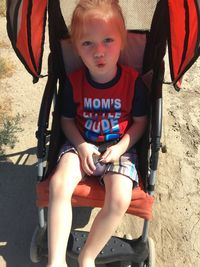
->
xmin=77 ymin=142 xmax=100 ymax=176
xmin=100 ymin=144 xmax=122 ymax=163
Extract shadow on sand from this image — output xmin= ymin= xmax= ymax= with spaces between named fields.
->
xmin=0 ymin=147 xmax=93 ymax=267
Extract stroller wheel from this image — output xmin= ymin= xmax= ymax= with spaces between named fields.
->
xmin=30 ymin=224 xmax=47 ymax=263
xmin=143 ymin=237 xmax=156 ymax=267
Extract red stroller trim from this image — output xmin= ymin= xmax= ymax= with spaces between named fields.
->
xmin=168 ymin=0 xmax=200 ymax=86
xmin=6 ymin=0 xmax=47 ymax=81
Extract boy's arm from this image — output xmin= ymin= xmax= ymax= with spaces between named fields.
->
xmin=61 ymin=116 xmax=100 ymax=175
xmin=61 ymin=116 xmax=85 ymax=148
xmin=101 ymin=115 xmax=148 ymax=163
xmin=117 ymin=115 xmax=148 ymax=154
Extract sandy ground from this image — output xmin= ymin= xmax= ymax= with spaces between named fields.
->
xmin=0 ymin=9 xmax=200 ymax=267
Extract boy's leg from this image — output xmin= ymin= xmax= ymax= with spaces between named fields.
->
xmin=47 ymin=152 xmax=84 ymax=267
xmin=78 ymin=173 xmax=133 ymax=267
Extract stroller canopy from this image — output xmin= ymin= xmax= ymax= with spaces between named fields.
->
xmin=6 ymin=0 xmax=200 ymax=86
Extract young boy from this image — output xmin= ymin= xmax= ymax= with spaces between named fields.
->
xmin=47 ymin=0 xmax=148 ymax=266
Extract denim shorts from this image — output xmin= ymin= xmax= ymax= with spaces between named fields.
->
xmin=58 ymin=141 xmax=139 ymax=185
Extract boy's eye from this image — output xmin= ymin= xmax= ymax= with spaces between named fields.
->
xmin=104 ymin=38 xmax=114 ymax=44
xmin=82 ymin=41 xmax=92 ymax=46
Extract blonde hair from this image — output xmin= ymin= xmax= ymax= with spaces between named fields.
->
xmin=70 ymin=0 xmax=127 ymax=49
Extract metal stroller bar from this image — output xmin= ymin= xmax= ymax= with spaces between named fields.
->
xmin=36 ymin=54 xmax=58 ymax=230
xmin=36 ymin=54 xmax=56 ymax=161
xmin=141 ymin=96 xmax=163 ymax=243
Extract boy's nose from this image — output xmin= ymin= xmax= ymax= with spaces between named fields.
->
xmin=94 ymin=44 xmax=105 ymax=58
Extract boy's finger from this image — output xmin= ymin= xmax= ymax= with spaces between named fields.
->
xmin=104 ymin=148 xmax=111 ymax=157
xmin=93 ymin=149 xmax=101 ymax=156
xmin=82 ymin=158 xmax=94 ymax=175
xmin=100 ymin=150 xmax=111 ymax=162
xmin=89 ymin=157 xmax=96 ymax=170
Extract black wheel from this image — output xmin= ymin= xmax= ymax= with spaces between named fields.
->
xmin=30 ymin=224 xmax=47 ymax=263
xmin=143 ymin=237 xmax=156 ymax=267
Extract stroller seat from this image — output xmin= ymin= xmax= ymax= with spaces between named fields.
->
xmin=36 ymin=172 xmax=154 ymax=220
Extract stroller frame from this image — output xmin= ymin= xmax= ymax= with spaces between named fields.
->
xmin=33 ymin=64 xmax=161 ymax=267
xmin=31 ymin=1 xmax=166 ymax=266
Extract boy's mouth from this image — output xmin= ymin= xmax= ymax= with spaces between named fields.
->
xmin=96 ymin=63 xmax=105 ymax=68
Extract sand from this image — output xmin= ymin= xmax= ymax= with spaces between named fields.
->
xmin=0 ymin=11 xmax=200 ymax=267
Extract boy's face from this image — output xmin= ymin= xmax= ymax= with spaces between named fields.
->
xmin=76 ymin=16 xmax=122 ymax=83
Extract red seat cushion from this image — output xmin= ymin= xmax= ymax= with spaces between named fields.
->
xmin=36 ymin=175 xmax=154 ymax=220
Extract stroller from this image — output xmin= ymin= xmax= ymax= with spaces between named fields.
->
xmin=6 ymin=0 xmax=200 ymax=266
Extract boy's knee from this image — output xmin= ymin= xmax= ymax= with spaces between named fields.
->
xmin=49 ymin=173 xmax=71 ymax=200
xmin=107 ymin=195 xmax=131 ymax=215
